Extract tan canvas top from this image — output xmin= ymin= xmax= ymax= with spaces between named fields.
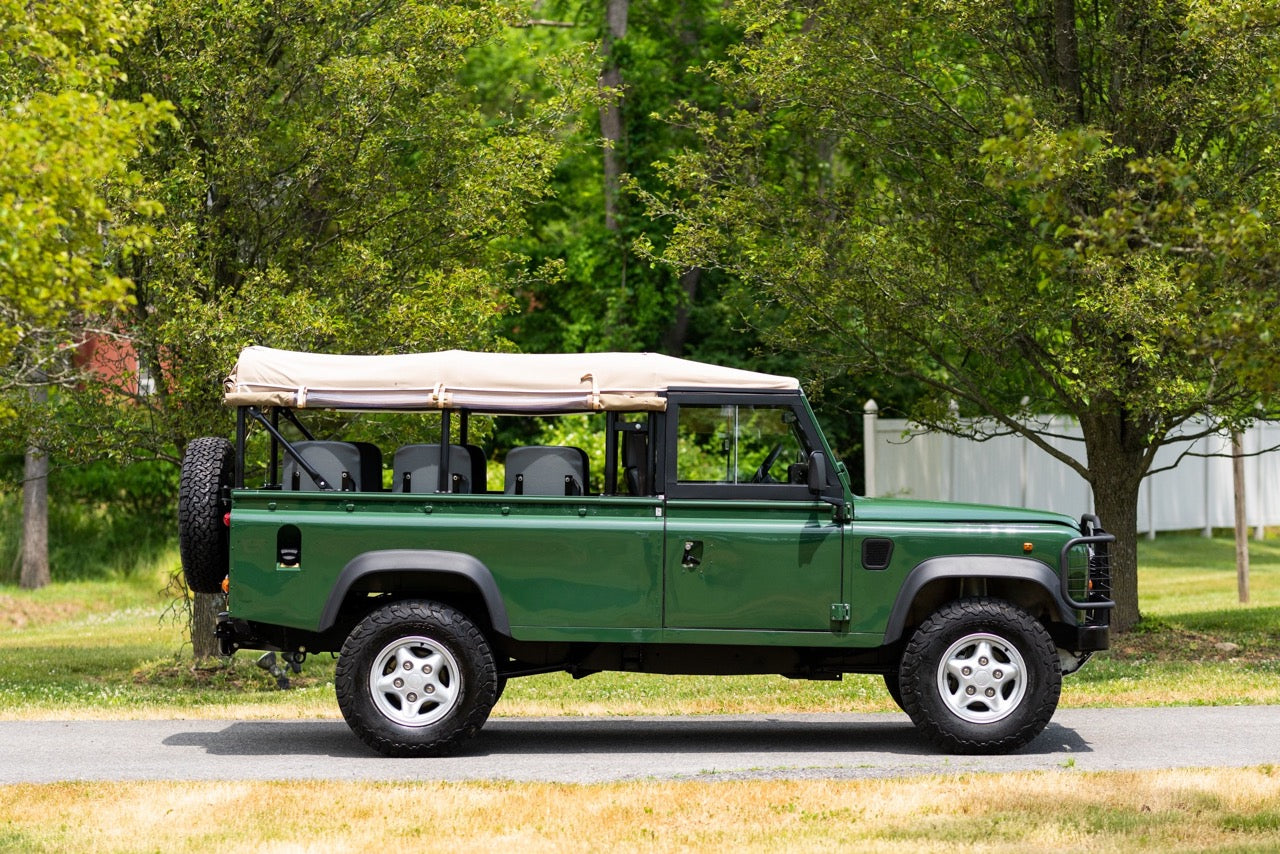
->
xmin=223 ymin=346 xmax=800 ymax=412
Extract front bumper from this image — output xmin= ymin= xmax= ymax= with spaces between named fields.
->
xmin=1051 ymin=514 xmax=1115 ymax=653
xmin=1051 ymin=621 xmax=1111 ymax=653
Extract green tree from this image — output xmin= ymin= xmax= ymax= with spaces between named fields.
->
xmin=1 ymin=0 xmax=171 ymax=589
xmin=56 ymin=0 xmax=593 ymax=463
xmin=21 ymin=0 xmax=589 ymax=649
xmin=648 ymin=0 xmax=1280 ymax=630
xmin=0 ymin=0 xmax=170 ymax=391
xmin=502 ymin=0 xmax=767 ymax=362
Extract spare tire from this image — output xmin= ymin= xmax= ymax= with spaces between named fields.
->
xmin=179 ymin=437 xmax=235 ymax=594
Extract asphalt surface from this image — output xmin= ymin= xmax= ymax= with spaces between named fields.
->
xmin=2 ymin=706 xmax=1279 ymax=783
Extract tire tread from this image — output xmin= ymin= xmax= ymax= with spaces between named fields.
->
xmin=335 ymin=600 xmax=496 ymax=757
xmin=178 ymin=437 xmax=234 ymax=594
xmin=900 ymin=597 xmax=1060 ymax=755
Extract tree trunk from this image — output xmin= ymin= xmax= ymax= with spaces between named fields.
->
xmin=1089 ymin=472 xmax=1140 ymax=632
xmin=1053 ymin=0 xmax=1085 ymax=123
xmin=1079 ymin=410 xmax=1149 ymax=633
xmin=191 ymin=591 xmax=224 ymax=660
xmin=599 ymin=0 xmax=629 ymax=234
xmin=19 ymin=384 xmax=50 ymax=591
xmin=661 ymin=267 xmax=700 ymax=355
xmin=20 ymin=445 xmax=50 ymax=590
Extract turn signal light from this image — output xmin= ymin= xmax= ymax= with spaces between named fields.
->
xmin=221 ymin=576 xmax=230 ymax=594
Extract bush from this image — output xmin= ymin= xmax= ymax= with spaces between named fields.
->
xmin=0 ymin=457 xmax=177 ymax=583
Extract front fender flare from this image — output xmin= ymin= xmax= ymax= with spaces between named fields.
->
xmin=881 ymin=556 xmax=1073 ymax=645
xmin=317 ymin=549 xmax=511 ymax=636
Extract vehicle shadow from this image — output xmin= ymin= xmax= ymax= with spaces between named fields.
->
xmin=163 ymin=715 xmax=1092 ymax=760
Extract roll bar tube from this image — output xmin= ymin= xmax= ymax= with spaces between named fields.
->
xmin=243 ymin=406 xmax=335 ymax=490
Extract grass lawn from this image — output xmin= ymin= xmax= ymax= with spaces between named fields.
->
xmin=5 ymin=769 xmax=1280 ymax=853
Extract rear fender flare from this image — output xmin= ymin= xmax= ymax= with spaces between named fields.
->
xmin=318 ymin=549 xmax=510 ymax=636
xmin=882 ymin=556 xmax=1071 ymax=645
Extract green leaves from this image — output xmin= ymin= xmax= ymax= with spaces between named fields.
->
xmin=58 ymin=0 xmax=593 ymax=453
xmin=0 ymin=0 xmax=172 ymax=384
xmin=652 ymin=0 xmax=1280 ymax=422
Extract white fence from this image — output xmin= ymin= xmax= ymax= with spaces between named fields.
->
xmin=862 ymin=402 xmax=1280 ymax=538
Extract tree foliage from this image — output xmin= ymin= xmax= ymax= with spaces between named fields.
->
xmin=647 ymin=0 xmax=1280 ymax=629
xmin=49 ymin=0 xmax=593 ymax=460
xmin=502 ymin=0 xmax=763 ymax=360
xmin=10 ymin=0 xmax=1280 ymax=634
xmin=0 ymin=0 xmax=171 ymax=391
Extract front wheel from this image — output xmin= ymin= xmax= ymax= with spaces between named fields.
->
xmin=335 ymin=600 xmax=497 ymax=757
xmin=899 ymin=598 xmax=1061 ymax=755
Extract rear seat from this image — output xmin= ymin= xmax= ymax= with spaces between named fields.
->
xmin=392 ymin=444 xmax=474 ymax=493
xmin=284 ymin=441 xmax=382 ymax=492
xmin=505 ymin=446 xmax=589 ymax=496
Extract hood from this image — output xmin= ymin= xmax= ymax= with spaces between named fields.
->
xmin=853 ymin=496 xmax=1079 ymax=529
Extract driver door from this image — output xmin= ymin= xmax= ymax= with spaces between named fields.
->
xmin=662 ymin=394 xmax=843 ymax=631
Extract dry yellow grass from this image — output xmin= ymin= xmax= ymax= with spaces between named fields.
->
xmin=3 ymin=768 xmax=1280 ymax=853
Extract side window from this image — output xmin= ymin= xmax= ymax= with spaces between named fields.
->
xmin=676 ymin=405 xmax=809 ymax=485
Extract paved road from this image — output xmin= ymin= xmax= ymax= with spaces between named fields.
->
xmin=3 ymin=707 xmax=1278 ymax=784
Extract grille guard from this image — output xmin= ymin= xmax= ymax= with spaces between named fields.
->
xmin=1059 ymin=513 xmax=1116 ymax=614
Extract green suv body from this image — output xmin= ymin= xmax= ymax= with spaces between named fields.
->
xmin=180 ymin=347 xmax=1113 ymax=757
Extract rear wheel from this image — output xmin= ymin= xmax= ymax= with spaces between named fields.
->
xmin=336 ymin=600 xmax=497 ymax=757
xmin=883 ymin=668 xmax=905 ymax=712
xmin=178 ymin=437 xmax=234 ymax=594
xmin=899 ymin=598 xmax=1060 ymax=754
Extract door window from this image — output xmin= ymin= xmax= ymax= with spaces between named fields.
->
xmin=675 ymin=405 xmax=808 ymax=485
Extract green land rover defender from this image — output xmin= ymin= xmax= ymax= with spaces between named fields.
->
xmin=179 ymin=347 xmax=1113 ymax=757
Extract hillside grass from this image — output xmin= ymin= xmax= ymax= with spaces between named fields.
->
xmin=0 ymin=532 xmax=1277 ymax=719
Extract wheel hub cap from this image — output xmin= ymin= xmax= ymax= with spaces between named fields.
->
xmin=937 ymin=632 xmax=1026 ymax=724
xmin=369 ymin=636 xmax=461 ymax=727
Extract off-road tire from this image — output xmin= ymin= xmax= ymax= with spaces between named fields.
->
xmin=336 ymin=600 xmax=497 ymax=757
xmin=900 ymin=597 xmax=1060 ymax=755
xmin=178 ymin=437 xmax=234 ymax=594
xmin=883 ymin=668 xmax=905 ymax=712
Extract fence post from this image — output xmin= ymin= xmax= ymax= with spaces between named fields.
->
xmin=1146 ymin=478 xmax=1156 ymax=540
xmin=948 ymin=400 xmax=959 ymax=502
xmin=863 ymin=399 xmax=878 ymax=497
xmin=1202 ymin=431 xmax=1214 ymax=538
xmin=1251 ymin=424 xmax=1265 ymax=541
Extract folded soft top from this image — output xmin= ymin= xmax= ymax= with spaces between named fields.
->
xmin=223 ymin=346 xmax=800 ymax=412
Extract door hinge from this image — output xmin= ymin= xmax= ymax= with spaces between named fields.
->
xmin=830 ymin=603 xmax=850 ymax=622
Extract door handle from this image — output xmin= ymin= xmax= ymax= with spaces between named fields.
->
xmin=681 ymin=540 xmax=703 ymax=569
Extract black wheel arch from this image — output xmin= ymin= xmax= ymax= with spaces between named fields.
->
xmin=319 ymin=549 xmax=511 ymax=638
xmin=882 ymin=556 xmax=1075 ymax=646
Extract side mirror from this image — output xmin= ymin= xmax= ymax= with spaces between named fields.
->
xmin=807 ymin=451 xmax=828 ymax=495
xmin=808 ymin=451 xmax=848 ymax=517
